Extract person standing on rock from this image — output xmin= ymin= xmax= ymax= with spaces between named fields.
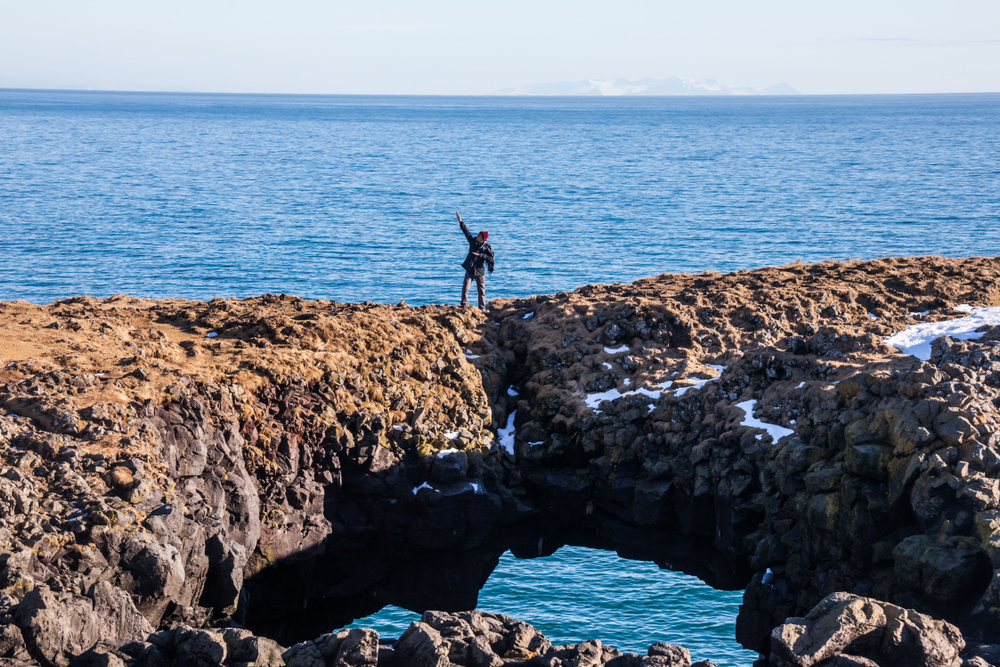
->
xmin=455 ymin=212 xmax=494 ymax=312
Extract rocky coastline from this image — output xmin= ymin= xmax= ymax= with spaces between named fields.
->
xmin=2 ymin=256 xmax=1000 ymax=667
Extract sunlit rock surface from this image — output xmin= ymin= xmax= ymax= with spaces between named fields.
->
xmin=1 ymin=255 xmax=1000 ymax=666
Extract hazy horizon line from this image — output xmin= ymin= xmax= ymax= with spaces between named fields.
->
xmin=3 ymin=86 xmax=1000 ymax=98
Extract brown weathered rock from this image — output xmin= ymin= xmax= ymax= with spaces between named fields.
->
xmin=173 ymin=627 xmax=227 ymax=667
xmin=332 ymin=629 xmax=378 ymax=667
xmin=466 ymin=635 xmax=502 ymax=667
xmin=108 ymin=466 xmax=134 ymax=490
xmin=962 ymin=656 xmax=992 ymax=667
xmin=282 ymin=628 xmax=377 ymax=667
xmin=90 ymin=581 xmax=154 ymax=648
xmin=13 ymin=584 xmax=150 ymax=667
xmin=0 ymin=622 xmax=32 ymax=662
xmin=880 ymin=602 xmax=964 ymax=667
xmin=221 ymin=627 xmax=285 ymax=667
xmin=770 ymin=594 xmax=887 ymax=667
xmin=646 ymin=643 xmax=691 ymax=667
xmin=14 ymin=588 xmax=102 ymax=667
xmin=770 ymin=593 xmax=964 ymax=667
xmin=115 ymin=538 xmax=187 ymax=626
xmin=394 ymin=623 xmax=450 ymax=667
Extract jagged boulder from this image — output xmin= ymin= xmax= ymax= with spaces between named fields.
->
xmin=283 ymin=628 xmax=377 ymax=667
xmin=128 ymin=625 xmax=284 ymax=667
xmin=394 ymin=623 xmax=450 ymax=667
xmin=409 ymin=611 xmax=712 ymax=667
xmin=115 ymin=538 xmax=187 ymax=626
xmin=646 ymin=642 xmax=691 ymax=667
xmin=13 ymin=583 xmax=152 ymax=667
xmin=220 ymin=628 xmax=285 ymax=667
xmin=0 ymin=620 xmax=33 ymax=664
xmin=770 ymin=592 xmax=964 ymax=667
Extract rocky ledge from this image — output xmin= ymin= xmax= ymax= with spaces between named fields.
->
xmin=2 ymin=255 xmax=1000 ymax=667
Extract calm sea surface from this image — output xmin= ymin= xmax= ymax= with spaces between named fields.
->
xmin=1 ymin=90 xmax=998 ymax=305
xmin=2 ymin=90 xmax=1000 ymax=665
xmin=349 ymin=547 xmax=755 ymax=667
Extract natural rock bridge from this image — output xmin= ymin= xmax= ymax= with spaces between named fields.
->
xmin=1 ymin=256 xmax=1000 ymax=667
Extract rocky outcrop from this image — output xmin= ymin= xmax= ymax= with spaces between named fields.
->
xmin=2 ymin=256 xmax=1000 ymax=666
xmin=13 ymin=582 xmax=152 ymax=667
xmin=770 ymin=592 xmax=966 ymax=667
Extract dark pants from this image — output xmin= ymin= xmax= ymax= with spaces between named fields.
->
xmin=461 ymin=271 xmax=486 ymax=309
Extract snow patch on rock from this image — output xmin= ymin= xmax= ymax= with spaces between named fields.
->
xmin=585 ymin=383 xmax=671 ymax=410
xmin=736 ymin=400 xmax=794 ymax=443
xmin=675 ymin=367 xmax=725 ymax=397
xmin=498 ymin=411 xmax=516 ymax=455
xmin=887 ymin=306 xmax=1000 ymax=360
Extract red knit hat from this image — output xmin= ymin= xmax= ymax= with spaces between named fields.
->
xmin=479 ymin=231 xmax=488 ymax=241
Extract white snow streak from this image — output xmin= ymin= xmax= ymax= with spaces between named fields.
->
xmin=736 ymin=400 xmax=795 ymax=443
xmin=498 ymin=411 xmax=517 ymax=455
xmin=886 ymin=306 xmax=1000 ymax=361
xmin=675 ymin=367 xmax=725 ymax=397
xmin=584 ymin=383 xmax=671 ymax=410
xmin=585 ymin=388 xmax=627 ymax=408
xmin=604 ymin=345 xmax=630 ymax=354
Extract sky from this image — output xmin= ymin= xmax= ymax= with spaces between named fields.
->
xmin=1 ymin=0 xmax=998 ymax=95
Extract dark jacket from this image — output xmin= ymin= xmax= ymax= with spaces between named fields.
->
xmin=460 ymin=221 xmax=495 ymax=277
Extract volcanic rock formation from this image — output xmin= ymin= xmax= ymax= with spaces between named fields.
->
xmin=1 ymin=256 xmax=1000 ymax=667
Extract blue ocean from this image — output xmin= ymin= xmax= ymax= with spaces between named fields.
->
xmin=348 ymin=548 xmax=752 ymax=666
xmin=1 ymin=91 xmax=999 ymax=306
xmin=2 ymin=89 xmax=1000 ymax=667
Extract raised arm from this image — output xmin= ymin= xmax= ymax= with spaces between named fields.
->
xmin=456 ymin=212 xmax=475 ymax=244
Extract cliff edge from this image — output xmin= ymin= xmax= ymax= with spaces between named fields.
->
xmin=2 ymin=255 xmax=1000 ymax=667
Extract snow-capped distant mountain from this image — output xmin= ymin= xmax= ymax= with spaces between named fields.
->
xmin=495 ymin=77 xmax=799 ymax=96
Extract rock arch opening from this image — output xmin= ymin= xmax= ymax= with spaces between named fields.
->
xmin=344 ymin=546 xmax=757 ymax=667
